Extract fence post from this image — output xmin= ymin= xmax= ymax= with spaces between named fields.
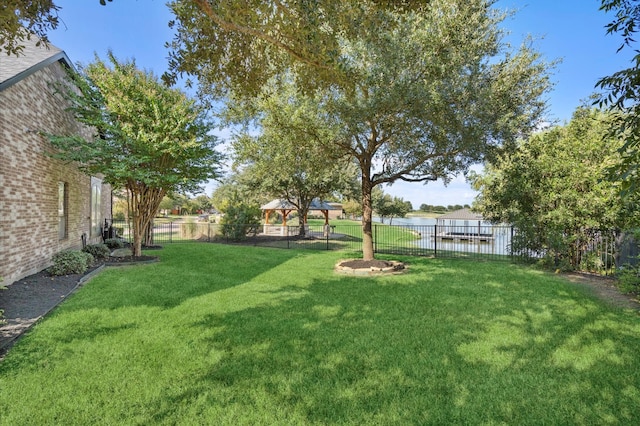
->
xmin=434 ymin=224 xmax=437 ymax=257
xmin=326 ymin=227 xmax=330 ymax=251
xmin=253 ymin=225 xmax=257 ymax=246
xmin=374 ymin=224 xmax=377 ymax=254
xmin=510 ymin=226 xmax=514 ymax=260
xmin=170 ymin=221 xmax=173 ymax=243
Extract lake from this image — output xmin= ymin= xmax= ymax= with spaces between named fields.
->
xmin=373 ymin=216 xmax=512 ymax=256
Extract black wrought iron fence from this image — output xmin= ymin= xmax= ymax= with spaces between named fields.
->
xmin=104 ymin=219 xmax=636 ymax=273
xmin=105 ymin=219 xmax=516 ymax=260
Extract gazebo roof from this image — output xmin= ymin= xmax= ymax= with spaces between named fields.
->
xmin=260 ymin=198 xmax=337 ymax=210
xmin=437 ymin=208 xmax=483 ymax=221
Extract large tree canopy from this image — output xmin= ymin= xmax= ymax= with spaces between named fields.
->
xmin=165 ymin=0 xmax=425 ymax=94
xmin=596 ymin=0 xmax=640 ymax=195
xmin=228 ymin=80 xmax=355 ymax=236
xmin=49 ymin=52 xmax=223 ymax=256
xmin=326 ymin=3 xmax=550 ymax=259
xmin=471 ymin=106 xmax=636 ymax=268
xmin=168 ymin=0 xmax=552 ymax=260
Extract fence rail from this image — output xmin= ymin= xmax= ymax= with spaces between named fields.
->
xmin=104 ymin=219 xmax=634 ymax=273
xmin=105 ymin=219 xmax=514 ymax=259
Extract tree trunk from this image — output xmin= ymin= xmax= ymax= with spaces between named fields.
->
xmin=298 ymin=205 xmax=308 ymax=237
xmin=131 ymin=207 xmax=154 ymax=257
xmin=144 ymin=220 xmax=154 ymax=246
xmin=128 ymin=185 xmax=166 ymax=257
xmin=131 ymin=213 xmax=144 ymax=257
xmin=361 ymin=176 xmax=375 ymax=261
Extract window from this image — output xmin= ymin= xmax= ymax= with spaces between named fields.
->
xmin=58 ymin=182 xmax=67 ymax=240
xmin=90 ymin=177 xmax=102 ymax=237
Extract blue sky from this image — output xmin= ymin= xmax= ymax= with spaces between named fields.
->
xmin=47 ymin=0 xmax=634 ymax=207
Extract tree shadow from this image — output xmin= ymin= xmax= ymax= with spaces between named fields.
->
xmin=139 ymin=263 xmax=640 ymax=424
xmin=61 ymin=244 xmax=306 ymax=311
xmin=2 ymin=255 xmax=639 ymax=424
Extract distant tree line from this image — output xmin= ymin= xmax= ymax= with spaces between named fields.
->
xmin=418 ymin=204 xmax=471 ymax=214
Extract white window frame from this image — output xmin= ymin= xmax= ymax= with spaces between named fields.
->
xmin=58 ymin=181 xmax=67 ymax=240
xmin=90 ymin=177 xmax=102 ymax=238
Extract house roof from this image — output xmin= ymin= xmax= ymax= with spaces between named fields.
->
xmin=437 ymin=208 xmax=484 ymax=221
xmin=261 ymin=198 xmax=337 ymax=210
xmin=0 ymin=34 xmax=72 ymax=91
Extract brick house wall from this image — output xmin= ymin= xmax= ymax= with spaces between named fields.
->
xmin=0 ymin=58 xmax=112 ymax=285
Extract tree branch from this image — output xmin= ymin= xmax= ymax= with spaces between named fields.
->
xmin=192 ymin=0 xmax=334 ymax=73
xmin=371 ymin=149 xmax=461 ymax=187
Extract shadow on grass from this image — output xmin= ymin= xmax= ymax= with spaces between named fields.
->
xmin=60 ymin=243 xmax=307 ymax=311
xmin=1 ymin=254 xmax=639 ymax=424
xmin=143 ymin=261 xmax=640 ymax=424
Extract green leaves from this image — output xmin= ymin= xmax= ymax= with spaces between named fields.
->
xmin=0 ymin=0 xmax=60 ymax=56
xmin=51 ymin=52 xmax=222 ymax=194
xmin=48 ymin=52 xmax=224 ymax=255
xmin=228 ymin=79 xmax=352 ymax=223
xmin=171 ymin=0 xmax=552 ymax=258
xmin=472 ymin=106 xmax=633 ymax=261
xmin=165 ymin=0 xmax=432 ymax=96
xmin=596 ymin=0 xmax=640 ymax=197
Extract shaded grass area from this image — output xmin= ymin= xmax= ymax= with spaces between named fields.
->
xmin=1 ymin=243 xmax=639 ymax=424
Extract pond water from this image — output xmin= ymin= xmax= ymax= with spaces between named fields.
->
xmin=374 ymin=216 xmax=513 ymax=256
xmin=377 ymin=216 xmax=437 ymax=226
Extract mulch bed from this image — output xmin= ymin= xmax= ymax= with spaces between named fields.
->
xmin=335 ymin=259 xmax=407 ymax=276
xmin=339 ymin=259 xmax=402 ymax=269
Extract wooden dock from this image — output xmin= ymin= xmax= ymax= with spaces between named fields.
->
xmin=432 ymin=232 xmax=495 ymax=243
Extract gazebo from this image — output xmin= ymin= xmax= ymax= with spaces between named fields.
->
xmin=260 ymin=198 xmax=336 ymax=236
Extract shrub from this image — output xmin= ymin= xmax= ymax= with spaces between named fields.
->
xmin=537 ymin=252 xmax=573 ymax=272
xmin=220 ymin=203 xmax=261 ymax=241
xmin=104 ymin=238 xmax=124 ymax=249
xmin=617 ymin=264 xmax=640 ymax=294
xmin=48 ymin=250 xmax=94 ymax=276
xmin=83 ymin=243 xmax=111 ymax=260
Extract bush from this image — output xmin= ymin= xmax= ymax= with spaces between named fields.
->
xmin=104 ymin=238 xmax=124 ymax=249
xmin=83 ymin=243 xmax=111 ymax=260
xmin=537 ymin=251 xmax=573 ymax=272
xmin=220 ymin=203 xmax=261 ymax=241
xmin=48 ymin=250 xmax=94 ymax=276
xmin=617 ymin=264 xmax=640 ymax=294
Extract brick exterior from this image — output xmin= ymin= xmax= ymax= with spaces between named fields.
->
xmin=0 ymin=60 xmax=112 ymax=285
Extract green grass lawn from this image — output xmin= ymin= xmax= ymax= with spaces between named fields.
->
xmin=1 ymin=243 xmax=639 ymax=425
